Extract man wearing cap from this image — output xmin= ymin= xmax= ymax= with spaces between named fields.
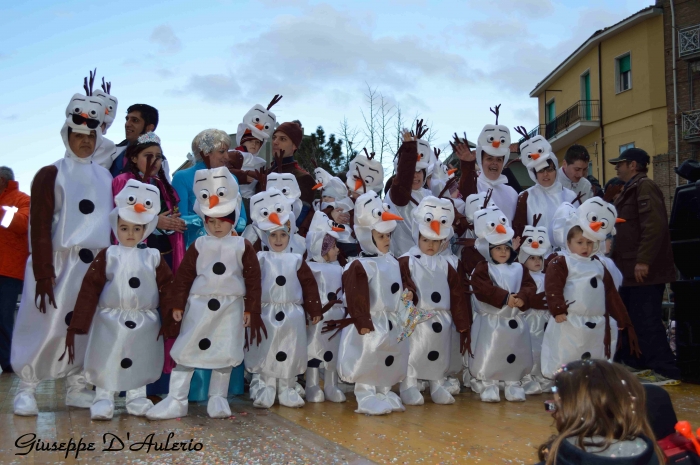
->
xmin=268 ymin=121 xmax=316 ymax=228
xmin=609 ymin=148 xmax=679 ymax=384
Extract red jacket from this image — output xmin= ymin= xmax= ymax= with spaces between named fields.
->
xmin=0 ymin=180 xmax=30 ymax=280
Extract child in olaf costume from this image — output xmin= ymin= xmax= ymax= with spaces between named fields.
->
xmin=147 ymin=167 xmax=263 ymax=420
xmin=312 ymin=166 xmax=355 ymax=218
xmin=232 ymin=95 xmax=282 ymax=202
xmin=329 ymin=191 xmax=408 ymax=415
xmin=11 ymin=93 xmax=112 ymax=416
xmin=244 ymin=188 xmax=323 ymax=409
xmin=427 ymin=148 xmax=463 ymax=212
xmin=456 ymin=106 xmax=518 ymax=222
xmin=455 ymin=192 xmax=497 ymax=274
xmin=517 ymin=219 xmax=553 ymax=395
xmin=304 ymin=211 xmax=348 ymax=403
xmin=242 ymin=173 xmax=307 ymax=253
xmin=512 ymin=129 xmax=576 ymax=243
xmin=542 ymin=198 xmax=639 ymax=379
xmin=386 ymin=122 xmax=434 ymax=257
xmin=468 ymin=204 xmax=536 ymax=402
xmin=66 ymin=180 xmax=173 ymax=420
xmin=397 ymin=196 xmax=471 ymax=406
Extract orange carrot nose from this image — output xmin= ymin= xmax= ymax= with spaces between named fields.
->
xmin=312 ymin=182 xmax=324 ymax=190
xmin=492 ymin=140 xmax=501 ymax=148
xmin=531 ymin=153 xmax=540 ymax=160
xmin=590 ymin=221 xmax=603 ymax=232
xmin=105 ymin=108 xmax=109 ymax=115
xmin=417 ymin=155 xmax=422 ymax=162
xmin=495 ymin=224 xmax=507 ymax=234
xmin=531 ymin=242 xmax=539 ymax=249
xmin=81 ymin=113 xmax=88 ymax=118
xmin=332 ymin=226 xmax=345 ymax=232
xmin=382 ymin=211 xmax=403 ymax=221
xmin=430 ymin=220 xmax=441 ymax=235
xmin=354 ymin=179 xmax=363 ymax=191
xmin=209 ymin=196 xmax=220 ymax=209
xmin=447 ymin=168 xmax=458 ymax=176
xmin=615 ymin=218 xmax=626 ymax=223
xmin=134 ymin=203 xmax=147 ymax=213
xmin=255 ymin=123 xmax=265 ymax=130
xmin=269 ymin=212 xmax=281 ymax=225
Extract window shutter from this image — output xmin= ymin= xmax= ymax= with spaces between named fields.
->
xmin=619 ymin=55 xmax=631 ymax=73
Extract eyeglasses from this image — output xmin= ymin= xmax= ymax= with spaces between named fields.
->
xmin=71 ymin=114 xmax=101 ymax=129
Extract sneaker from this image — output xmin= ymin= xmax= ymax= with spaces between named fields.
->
xmin=620 ymin=362 xmax=651 ymax=378
xmin=638 ymin=372 xmax=681 ymax=386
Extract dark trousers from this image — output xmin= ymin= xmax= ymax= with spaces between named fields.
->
xmin=616 ymin=283 xmax=681 ymax=379
xmin=0 ymin=276 xmax=23 ymax=370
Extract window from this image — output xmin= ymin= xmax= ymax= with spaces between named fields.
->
xmin=619 ymin=142 xmax=635 ymax=154
xmin=616 ymin=53 xmax=632 ymax=93
xmin=588 ymin=161 xmax=593 ymax=176
xmin=546 ymin=99 xmax=556 ymax=122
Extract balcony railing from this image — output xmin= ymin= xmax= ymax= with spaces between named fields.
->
xmin=518 ymin=100 xmax=600 ymax=143
xmin=682 ymin=109 xmax=700 ymax=140
xmin=679 ymin=24 xmax=700 ymax=58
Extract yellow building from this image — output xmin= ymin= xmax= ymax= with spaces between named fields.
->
xmin=528 ymin=6 xmax=667 ymax=184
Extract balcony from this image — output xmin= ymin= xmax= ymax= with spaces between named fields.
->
xmin=679 ymin=24 xmax=700 ymax=59
xmin=682 ymin=109 xmax=700 ymax=141
xmin=519 ymin=100 xmax=600 ymax=152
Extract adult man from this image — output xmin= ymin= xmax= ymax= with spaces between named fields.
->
xmin=109 ymin=104 xmax=159 ymax=177
xmin=609 ymin=148 xmax=680 ymax=384
xmin=557 ymin=144 xmax=592 ymax=204
xmin=0 ymin=167 xmax=30 ymax=373
xmin=268 ymin=121 xmax=316 ymax=227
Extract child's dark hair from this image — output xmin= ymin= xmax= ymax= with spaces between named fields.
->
xmin=564 ymin=144 xmax=590 ymax=165
xmin=566 ymin=225 xmax=583 ymax=243
xmin=123 ymin=142 xmax=178 ymax=207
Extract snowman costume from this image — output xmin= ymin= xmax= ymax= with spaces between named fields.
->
xmin=458 ymin=105 xmax=518 ymax=222
xmin=312 ymin=166 xmax=355 ymax=215
xmin=11 ymin=98 xmax=113 ymax=416
xmin=303 ymin=211 xmax=348 ymax=403
xmin=147 ymin=168 xmax=263 ymax=420
xmin=517 ymin=221 xmax=553 ymax=395
xmin=541 ymin=198 xmax=638 ymax=379
xmin=346 ymin=150 xmax=385 ymax=196
xmin=329 ymin=191 xmax=409 ymax=415
xmin=386 ymin=122 xmax=433 ymax=257
xmin=512 ymin=132 xmax=576 ymax=243
xmin=455 ymin=192 xmax=497 ymax=275
xmin=397 ymin=197 xmax=470 ymax=406
xmin=468 ymin=205 xmax=536 ymax=403
xmin=66 ymin=180 xmax=173 ymax=420
xmin=243 ymin=189 xmax=323 ymax=409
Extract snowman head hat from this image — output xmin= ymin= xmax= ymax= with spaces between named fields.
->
xmin=192 ymin=167 xmax=241 ymax=234
xmin=353 ymin=191 xmax=403 ymax=256
xmin=93 ymin=76 xmax=118 ymax=134
xmin=249 ymin=187 xmax=296 ymax=233
xmin=346 ymin=148 xmax=384 ymax=194
xmin=475 ymin=104 xmax=511 ymax=172
xmin=518 ymin=214 xmax=552 ymax=264
xmin=109 ymin=179 xmax=161 ymax=241
xmin=464 ymin=192 xmax=496 ymax=224
xmin=412 ymin=195 xmax=455 ymax=243
xmin=515 ymin=126 xmax=558 ymax=183
xmin=235 ymin=94 xmax=282 ymax=146
xmin=564 ymin=198 xmax=623 ymax=254
xmin=305 ymin=210 xmax=346 ymax=262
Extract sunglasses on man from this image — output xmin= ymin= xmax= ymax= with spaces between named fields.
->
xmin=72 ymin=114 xmax=101 ymax=129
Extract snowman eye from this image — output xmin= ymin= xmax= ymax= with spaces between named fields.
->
xmin=527 ymin=154 xmax=532 ymax=159
xmin=487 ymin=136 xmax=494 ymax=143
xmin=144 ymin=199 xmax=153 ymax=209
xmin=264 ymin=124 xmax=270 ymax=130
xmin=365 ymin=175 xmax=374 ymax=184
xmin=538 ymin=239 xmax=544 ymax=245
xmin=526 ymin=237 xmax=533 ymax=243
xmin=274 ymin=203 xmax=283 ymax=213
xmin=372 ymin=208 xmax=383 ymax=218
xmin=88 ymin=109 xmax=98 ymax=118
xmin=216 ymin=187 xmax=227 ymax=197
xmin=253 ymin=117 xmax=260 ymax=123
xmin=423 ymin=212 xmax=434 ymax=223
xmin=537 ymin=148 xmax=544 ymax=153
xmin=500 ymin=137 xmax=507 ymax=144
xmin=281 ymin=187 xmax=289 ymax=194
xmin=260 ymin=208 xmax=269 ymax=217
xmin=72 ymin=106 xmax=82 ymax=115
xmin=440 ymin=216 xmax=449 ymax=225
xmin=383 ymin=203 xmax=391 ymax=211
xmin=600 ymin=219 xmax=609 ymax=228
xmin=586 ymin=212 xmax=598 ymax=222
xmin=489 ymin=222 xmax=496 ymax=228
xmin=126 ymin=195 xmax=136 ymax=205
xmin=199 ymin=189 xmax=210 ymax=200
xmin=499 ymin=216 xmax=507 ymax=225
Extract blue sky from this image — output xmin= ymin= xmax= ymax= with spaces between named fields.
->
xmin=0 ymin=0 xmax=653 ymax=191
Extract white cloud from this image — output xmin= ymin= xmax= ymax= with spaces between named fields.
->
xmin=466 ymin=0 xmax=554 ymax=18
xmin=182 ymin=74 xmax=242 ymax=102
xmin=150 ymin=25 xmax=183 ymax=54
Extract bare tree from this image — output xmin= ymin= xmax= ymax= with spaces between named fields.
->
xmin=393 ymin=104 xmax=405 ymax=155
xmin=360 ymin=83 xmax=378 ymax=154
xmin=376 ymin=93 xmax=394 ymax=166
xmin=338 ymin=117 xmax=360 ymax=170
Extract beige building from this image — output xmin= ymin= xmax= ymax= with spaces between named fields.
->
xmin=527 ymin=6 xmax=667 ymax=184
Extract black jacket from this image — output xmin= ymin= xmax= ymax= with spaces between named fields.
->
xmin=535 ymin=435 xmax=660 ymax=465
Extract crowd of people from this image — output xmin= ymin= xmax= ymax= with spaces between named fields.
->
xmin=0 ymin=71 xmax=690 ymax=463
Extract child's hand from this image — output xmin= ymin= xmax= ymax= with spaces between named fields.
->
xmin=311 ymin=316 xmax=322 ymax=325
xmin=360 ymin=328 xmax=371 ymax=335
xmin=555 ymin=314 xmax=567 ymax=323
xmin=507 ymin=295 xmax=518 ymax=308
xmin=173 ymin=309 xmax=183 ymax=322
xmin=401 ymin=129 xmax=413 ymax=142
xmin=513 ymin=297 xmax=524 ymax=308
xmin=244 ymin=312 xmax=251 ymax=327
xmin=404 ymin=290 xmax=414 ymax=302
xmin=512 ymin=236 xmax=521 ymax=251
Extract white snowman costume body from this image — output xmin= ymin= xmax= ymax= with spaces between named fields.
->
xmin=304 ymin=211 xmax=347 ymax=403
xmin=467 ymin=206 xmax=535 ymax=402
xmin=243 ymin=188 xmax=323 ymax=409
xmin=11 ymin=102 xmax=112 ymax=416
xmin=517 ymin=224 xmax=553 ymax=395
xmin=541 ymin=198 xmax=628 ymax=379
xmin=336 ymin=191 xmax=409 ymax=415
xmin=398 ymin=197 xmax=468 ymax=406
xmin=147 ymin=168 xmax=260 ymax=420
xmin=75 ymin=180 xmax=169 ymax=420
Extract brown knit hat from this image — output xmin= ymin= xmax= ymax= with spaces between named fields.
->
xmin=274 ymin=122 xmax=303 ymax=150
